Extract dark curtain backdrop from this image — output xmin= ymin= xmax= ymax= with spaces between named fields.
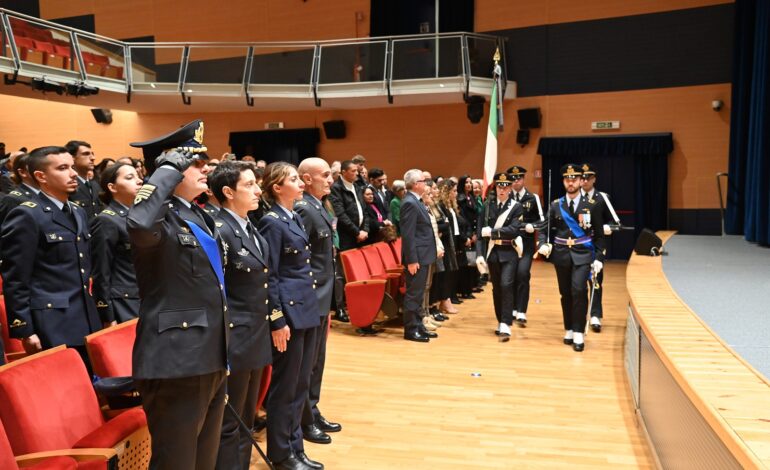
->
xmin=725 ymin=0 xmax=770 ymax=246
xmin=228 ymin=128 xmax=320 ymax=166
xmin=537 ymin=134 xmax=673 ymax=259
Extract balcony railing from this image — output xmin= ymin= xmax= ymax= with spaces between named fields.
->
xmin=1 ymin=8 xmax=512 ymax=107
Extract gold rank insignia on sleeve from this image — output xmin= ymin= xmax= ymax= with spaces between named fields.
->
xmin=270 ymin=309 xmax=284 ymax=321
xmin=97 ymin=301 xmax=109 ymax=308
xmin=10 ymin=190 xmax=22 ymax=196
xmin=20 ymin=201 xmax=37 ymax=208
xmin=10 ymin=318 xmax=26 ymax=328
xmin=102 ymin=209 xmax=116 ymax=216
xmin=134 ymin=184 xmax=157 ymax=205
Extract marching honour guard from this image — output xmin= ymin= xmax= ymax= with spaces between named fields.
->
xmin=537 ymin=164 xmax=605 ymax=352
xmin=580 ymin=163 xmax=620 ymax=333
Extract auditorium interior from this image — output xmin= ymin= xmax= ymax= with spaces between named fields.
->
xmin=0 ymin=0 xmax=768 ymax=469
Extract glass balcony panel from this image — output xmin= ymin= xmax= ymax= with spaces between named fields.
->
xmin=317 ymin=41 xmax=387 ymax=85
xmin=6 ymin=15 xmax=78 ymax=77
xmin=74 ymin=32 xmax=126 ymax=82
xmin=128 ymin=45 xmax=184 ymax=92
xmin=185 ymin=46 xmax=248 ymax=85
xmin=250 ymin=45 xmax=315 ymax=85
xmin=391 ymin=36 xmax=463 ymax=81
xmin=466 ymin=36 xmax=499 ymax=78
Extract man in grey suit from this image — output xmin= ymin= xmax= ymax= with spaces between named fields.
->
xmin=295 ymin=157 xmax=342 ymax=446
xmin=400 ymin=169 xmax=437 ymax=343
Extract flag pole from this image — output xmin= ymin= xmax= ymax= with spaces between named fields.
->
xmin=482 ymin=48 xmax=503 ymax=198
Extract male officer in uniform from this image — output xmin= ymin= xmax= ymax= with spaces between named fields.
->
xmin=477 ymin=172 xmax=523 ymax=342
xmin=127 ymin=120 xmax=229 ymax=470
xmin=537 ymin=164 xmax=605 ymax=352
xmin=506 ymin=165 xmax=544 ymax=327
xmin=209 ymin=161 xmax=272 ymax=470
xmin=66 ymin=140 xmax=101 ymax=219
xmin=0 ymin=153 xmax=37 ymax=230
xmin=1 ymin=146 xmax=100 ymax=361
xmin=295 ymin=157 xmax=343 ymax=445
xmin=580 ymin=163 xmax=619 ymax=333
xmin=401 ymin=168 xmax=438 ymax=343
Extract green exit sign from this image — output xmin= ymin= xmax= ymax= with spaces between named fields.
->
xmin=591 ymin=121 xmax=621 ymax=130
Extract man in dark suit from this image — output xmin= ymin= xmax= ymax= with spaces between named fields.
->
xmin=209 ymin=161 xmax=273 ymax=470
xmin=400 ymin=168 xmax=437 ymax=342
xmin=329 ymin=160 xmax=369 ymax=323
xmin=580 ymin=163 xmax=619 ymax=333
xmin=295 ymin=157 xmax=342 ymax=447
xmin=1 ymin=146 xmax=100 ymax=360
xmin=367 ymin=167 xmax=390 ymax=220
xmin=506 ymin=165 xmax=545 ymax=327
xmin=538 ymin=164 xmax=606 ymax=352
xmin=127 ymin=120 xmax=229 ymax=470
xmin=66 ymin=140 xmax=101 ymax=219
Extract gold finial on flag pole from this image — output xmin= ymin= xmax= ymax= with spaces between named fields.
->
xmin=493 ymin=47 xmax=501 ymax=65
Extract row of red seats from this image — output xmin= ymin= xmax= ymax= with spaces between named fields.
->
xmin=7 ymin=18 xmax=124 ymax=79
xmin=339 ymin=239 xmax=405 ymax=328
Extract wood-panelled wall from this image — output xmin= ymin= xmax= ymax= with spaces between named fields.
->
xmin=475 ymin=0 xmax=733 ymax=32
xmin=0 ymin=82 xmax=730 ymax=209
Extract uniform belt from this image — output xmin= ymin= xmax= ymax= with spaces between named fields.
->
xmin=491 ymin=239 xmax=513 ymax=246
xmin=554 ymin=235 xmax=592 ymax=247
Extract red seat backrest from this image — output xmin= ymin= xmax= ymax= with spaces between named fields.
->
xmin=340 ymin=249 xmax=371 ymax=282
xmin=374 ymin=242 xmax=400 ymax=270
xmin=90 ymin=53 xmax=110 ymax=65
xmin=14 ymin=36 xmax=35 ymax=50
xmin=33 ymin=40 xmax=54 ymax=54
xmin=0 ymin=420 xmax=18 ymax=470
xmin=390 ymin=238 xmax=402 ymax=264
xmin=360 ymin=245 xmax=387 ymax=277
xmin=85 ymin=319 xmax=137 ymax=378
xmin=0 ymin=348 xmax=105 ymax=454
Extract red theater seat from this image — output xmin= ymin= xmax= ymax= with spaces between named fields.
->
xmin=0 ymin=419 xmax=87 ymax=470
xmin=340 ymin=249 xmax=388 ymax=328
xmin=390 ymin=238 xmax=402 ymax=264
xmin=0 ymin=346 xmax=149 ymax=469
xmin=84 ymin=319 xmax=137 ymax=379
xmin=32 ymin=40 xmax=68 ymax=69
xmin=0 ymin=294 xmax=25 ymax=363
xmin=360 ymin=244 xmax=402 ymax=300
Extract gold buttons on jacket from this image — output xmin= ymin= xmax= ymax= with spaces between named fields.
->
xmin=265 ymin=299 xmax=269 ymax=304
xmin=46 ymin=303 xmax=52 ymax=308
xmin=229 ymin=323 xmax=234 ymax=328
xmin=309 ymin=272 xmax=313 ymax=277
xmin=289 ymin=301 xmax=295 ymax=305
xmin=264 ymin=268 xmax=268 ymax=273
xmin=182 ymin=322 xmax=188 ymax=329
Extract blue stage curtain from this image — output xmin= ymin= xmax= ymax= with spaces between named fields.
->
xmin=726 ymin=0 xmax=770 ymax=246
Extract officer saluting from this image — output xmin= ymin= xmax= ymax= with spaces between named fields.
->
xmin=127 ymin=120 xmax=229 ymax=470
xmin=506 ymin=165 xmax=544 ymax=327
xmin=537 ymin=164 xmax=606 ymax=352
xmin=476 ymin=172 xmax=523 ymax=342
xmin=208 ymin=161 xmax=273 ymax=470
xmin=580 ymin=163 xmax=619 ymax=333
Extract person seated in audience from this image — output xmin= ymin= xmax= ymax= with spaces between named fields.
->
xmin=362 ymin=186 xmax=393 ymax=244
xmin=90 ymin=162 xmax=143 ymax=326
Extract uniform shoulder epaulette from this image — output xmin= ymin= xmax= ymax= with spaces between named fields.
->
xmin=101 ymin=209 xmax=117 ymax=216
xmin=266 ymin=211 xmax=279 ymax=219
xmin=552 ymin=198 xmax=559 ymax=204
xmin=20 ymin=201 xmax=37 ymax=208
xmin=215 ymin=221 xmax=224 ymax=228
xmin=9 ymin=190 xmax=22 ymax=197
xmin=295 ymin=200 xmax=308 ymax=206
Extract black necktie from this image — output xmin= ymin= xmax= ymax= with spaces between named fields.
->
xmin=247 ymin=222 xmax=262 ymax=255
xmin=62 ymin=202 xmax=76 ymax=227
xmin=515 ymin=193 xmax=520 ymax=202
xmin=569 ymin=199 xmax=575 ymax=215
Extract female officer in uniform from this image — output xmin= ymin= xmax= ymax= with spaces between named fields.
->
xmin=90 ymin=162 xmax=143 ymax=326
xmin=258 ymin=162 xmax=323 ymax=470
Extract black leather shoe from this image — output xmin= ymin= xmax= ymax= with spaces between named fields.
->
xmin=274 ymin=455 xmax=313 ymax=470
xmin=419 ymin=327 xmax=438 ymax=338
xmin=297 ymin=452 xmax=324 ymax=469
xmin=404 ymin=330 xmax=429 ymax=342
xmin=252 ymin=415 xmax=267 ymax=433
xmin=461 ymin=293 xmax=477 ymax=299
xmin=302 ymin=424 xmax=332 ymax=444
xmin=591 ymin=324 xmax=602 ymax=333
xmin=316 ymin=415 xmax=341 ymax=433
xmin=355 ymin=326 xmax=381 ymax=335
xmin=494 ymin=329 xmax=501 ymax=336
xmin=573 ymin=342 xmax=585 ymax=352
xmin=451 ymin=297 xmax=463 ymax=304
xmin=563 ymin=338 xmax=574 ymax=345
xmin=333 ymin=308 xmax=350 ymax=323
xmin=431 ymin=312 xmax=447 ymax=322
xmin=472 ymin=287 xmax=483 ymax=293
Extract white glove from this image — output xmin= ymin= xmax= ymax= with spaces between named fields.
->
xmin=603 ymin=224 xmax=612 ymax=236
xmin=537 ymin=243 xmax=552 ymax=258
xmin=525 ymin=223 xmax=534 ymax=234
xmin=592 ymin=260 xmax=603 ymax=274
xmin=481 ymin=226 xmax=492 ymax=238
xmin=476 ymin=256 xmax=489 ymax=275
xmin=514 ymin=236 xmax=523 ymax=258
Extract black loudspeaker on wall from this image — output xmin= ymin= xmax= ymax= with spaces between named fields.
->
xmin=466 ymin=95 xmax=485 ymax=124
xmin=91 ymin=108 xmax=112 ymax=124
xmin=516 ymin=129 xmax=530 ymax=146
xmin=322 ymin=120 xmax=346 ymax=139
xmin=634 ymin=228 xmax=663 ymax=256
xmin=517 ymin=107 xmax=541 ymax=129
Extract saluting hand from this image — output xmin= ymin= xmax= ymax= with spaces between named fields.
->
xmin=272 ymin=326 xmax=291 ymax=353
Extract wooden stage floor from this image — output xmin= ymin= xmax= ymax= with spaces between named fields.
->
xmin=251 ymin=261 xmax=654 ymax=469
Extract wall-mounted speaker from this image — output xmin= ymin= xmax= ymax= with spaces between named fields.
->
xmin=634 ymin=228 xmax=663 ymax=256
xmin=91 ymin=108 xmax=112 ymax=124
xmin=466 ymin=95 xmax=485 ymax=124
xmin=517 ymin=107 xmax=541 ymax=129
xmin=322 ymin=120 xmax=346 ymax=139
xmin=516 ymin=129 xmax=530 ymax=146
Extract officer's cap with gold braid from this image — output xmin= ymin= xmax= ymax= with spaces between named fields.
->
xmin=560 ymin=163 xmax=583 ymax=179
xmin=130 ymin=120 xmax=209 ymax=164
xmin=580 ymin=163 xmax=596 ymax=177
xmin=506 ymin=165 xmax=527 ymax=180
xmin=494 ymin=172 xmax=512 ymax=187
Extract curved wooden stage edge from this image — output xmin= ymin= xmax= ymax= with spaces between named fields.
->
xmin=626 ymin=231 xmax=770 ymax=469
